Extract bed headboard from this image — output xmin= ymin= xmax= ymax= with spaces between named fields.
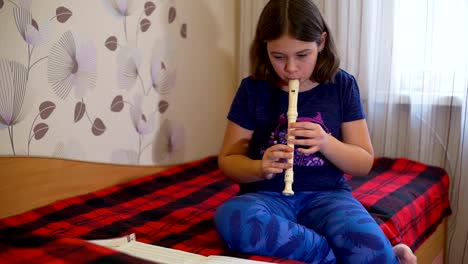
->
xmin=0 ymin=156 xmax=171 ymax=219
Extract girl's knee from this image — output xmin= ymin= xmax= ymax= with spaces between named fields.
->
xmin=213 ymin=198 xmax=261 ymax=251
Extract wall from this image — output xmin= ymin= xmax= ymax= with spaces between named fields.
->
xmin=0 ymin=0 xmax=238 ymax=165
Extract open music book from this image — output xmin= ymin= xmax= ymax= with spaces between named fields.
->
xmin=89 ymin=233 xmax=273 ymax=264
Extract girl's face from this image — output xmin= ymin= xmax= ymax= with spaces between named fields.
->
xmin=267 ymin=34 xmax=326 ymax=87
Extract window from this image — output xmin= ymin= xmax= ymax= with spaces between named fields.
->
xmin=392 ymin=0 xmax=468 ymax=104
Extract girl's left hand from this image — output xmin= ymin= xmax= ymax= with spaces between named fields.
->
xmin=288 ymin=121 xmax=330 ymax=154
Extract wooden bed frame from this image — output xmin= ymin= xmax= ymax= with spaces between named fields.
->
xmin=0 ymin=156 xmax=447 ymax=263
xmin=0 ymin=156 xmax=171 ymax=219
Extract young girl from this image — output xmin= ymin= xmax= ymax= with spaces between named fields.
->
xmin=214 ymin=0 xmax=417 ymax=263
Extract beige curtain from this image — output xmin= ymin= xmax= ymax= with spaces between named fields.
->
xmin=320 ymin=0 xmax=468 ymax=263
xmin=238 ymin=0 xmax=269 ymax=81
xmin=239 ymin=0 xmax=468 ymax=262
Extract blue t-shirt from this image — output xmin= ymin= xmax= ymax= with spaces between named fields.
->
xmin=227 ymin=69 xmax=366 ymax=193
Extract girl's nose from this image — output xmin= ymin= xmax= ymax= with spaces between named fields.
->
xmin=285 ymin=59 xmax=298 ymax=73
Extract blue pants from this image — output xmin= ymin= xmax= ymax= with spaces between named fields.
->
xmin=214 ymin=190 xmax=400 ymax=264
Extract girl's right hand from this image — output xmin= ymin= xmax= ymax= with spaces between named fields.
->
xmin=261 ymin=144 xmax=294 ymax=179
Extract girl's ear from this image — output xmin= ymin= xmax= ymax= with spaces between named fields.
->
xmin=319 ymin=32 xmax=327 ymax=51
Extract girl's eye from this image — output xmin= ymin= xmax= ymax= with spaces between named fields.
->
xmin=297 ymin=53 xmax=308 ymax=58
xmin=273 ymin=55 xmax=285 ymax=60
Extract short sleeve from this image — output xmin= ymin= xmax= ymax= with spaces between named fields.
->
xmin=342 ymin=74 xmax=366 ymax=122
xmin=227 ymin=78 xmax=255 ymax=130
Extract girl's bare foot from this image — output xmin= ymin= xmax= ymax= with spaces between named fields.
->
xmin=393 ymin=244 xmax=417 ymax=264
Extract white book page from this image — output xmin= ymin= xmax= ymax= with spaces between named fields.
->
xmin=121 ymin=243 xmax=274 ymax=264
xmin=206 ymin=255 xmax=273 ymax=264
xmin=89 ymin=234 xmax=274 ymax=264
xmin=89 ymin=233 xmax=136 ymax=248
xmin=118 ymin=241 xmax=206 ymax=264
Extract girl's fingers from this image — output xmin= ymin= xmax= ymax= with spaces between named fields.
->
xmin=289 ymin=121 xmax=319 ymax=130
xmin=273 ymin=161 xmax=292 ymax=169
xmin=270 ymin=144 xmax=294 ymax=152
xmin=291 ymin=138 xmax=314 ymax=146
xmin=261 ymin=144 xmax=294 ymax=178
xmin=262 ymin=158 xmax=292 ymax=177
xmin=264 ymin=173 xmax=274 ymax=180
xmin=262 ymin=167 xmax=289 ymax=180
xmin=266 ymin=146 xmax=293 ymax=160
xmin=298 ymin=146 xmax=319 ymax=154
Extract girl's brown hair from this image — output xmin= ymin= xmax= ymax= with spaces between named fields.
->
xmin=250 ymin=0 xmax=340 ymax=83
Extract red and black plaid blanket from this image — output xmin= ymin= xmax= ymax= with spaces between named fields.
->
xmin=0 ymin=156 xmax=451 ymax=264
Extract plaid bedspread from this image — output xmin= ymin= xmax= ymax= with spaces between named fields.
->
xmin=0 ymin=156 xmax=451 ymax=264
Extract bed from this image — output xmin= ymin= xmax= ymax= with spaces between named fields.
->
xmin=0 ymin=155 xmax=451 ymax=263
